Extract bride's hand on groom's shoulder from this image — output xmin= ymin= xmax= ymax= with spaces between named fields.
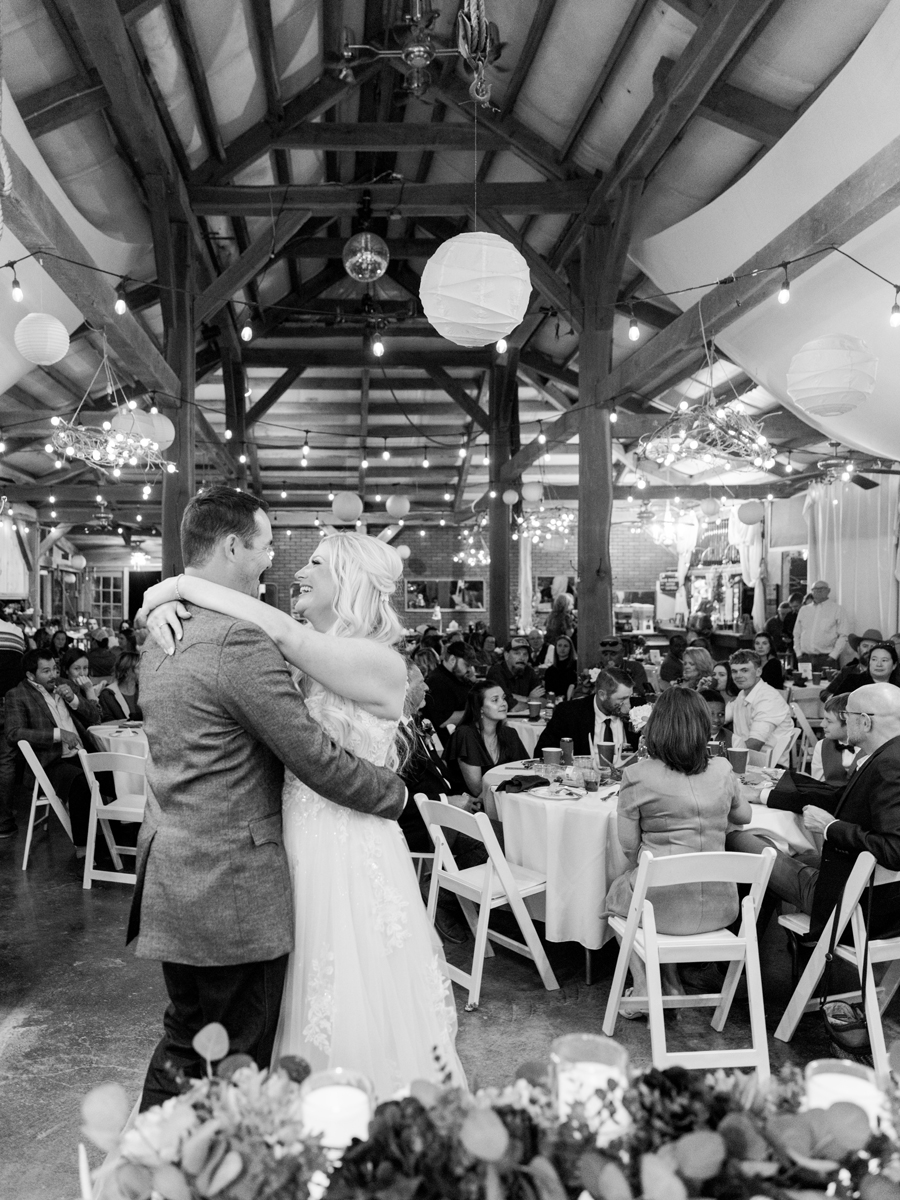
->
xmin=142 ymin=600 xmax=192 ymax=656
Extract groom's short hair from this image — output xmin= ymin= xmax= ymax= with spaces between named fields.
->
xmin=181 ymin=486 xmax=270 ymax=566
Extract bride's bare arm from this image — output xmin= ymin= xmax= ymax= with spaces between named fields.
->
xmin=138 ymin=575 xmax=406 ymax=719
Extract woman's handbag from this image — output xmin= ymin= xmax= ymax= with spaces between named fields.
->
xmin=820 ymin=875 xmax=874 ymax=1063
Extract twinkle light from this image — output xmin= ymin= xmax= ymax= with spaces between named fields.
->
xmin=891 ymin=288 xmax=900 ymax=328
xmin=114 ymin=282 xmax=128 ymax=316
xmin=240 ymin=318 xmax=253 ymax=342
xmin=280 ymin=485 xmax=287 ymax=499
xmin=328 ymin=490 xmax=335 ymax=501
xmin=495 ymin=337 xmax=508 ymax=354
xmin=421 ymin=453 xmax=430 ymax=469
xmin=609 ymin=409 xmax=618 ymax=424
xmin=302 ymin=433 xmax=310 ymax=458
xmin=375 ymin=493 xmax=382 ymax=502
xmin=361 ymin=456 xmax=369 ymax=470
xmin=537 ymin=423 xmax=547 ymax=445
xmin=10 ymin=275 xmax=22 ymax=303
xmin=382 ymin=439 xmax=390 ymax=461
xmin=777 ymin=264 xmax=790 ymax=304
xmin=458 ymin=441 xmax=467 ymax=458
xmin=224 ymin=429 xmax=233 ymax=440
xmin=372 ymin=331 xmax=385 ymax=358
xmin=443 ymin=491 xmax=452 ymax=501
xmin=628 ymin=316 xmax=640 ymax=342
xmin=482 ymin=451 xmax=489 ymax=466
xmin=785 ymin=453 xmax=794 ymax=473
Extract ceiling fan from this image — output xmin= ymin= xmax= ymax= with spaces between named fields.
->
xmin=816 ymin=442 xmax=879 ymax=489
xmin=80 ymin=497 xmax=149 ymax=540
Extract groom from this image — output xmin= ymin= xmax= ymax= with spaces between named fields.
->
xmin=129 ymin=487 xmax=406 ymax=1110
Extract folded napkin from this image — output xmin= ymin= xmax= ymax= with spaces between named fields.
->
xmin=497 ymin=773 xmax=547 ymax=793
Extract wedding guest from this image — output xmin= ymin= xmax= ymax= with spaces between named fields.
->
xmin=443 ymin=682 xmax=528 ymax=797
xmin=545 ymin=592 xmax=575 ymax=644
xmin=793 ymin=580 xmax=851 ymax=669
xmin=810 ymin=692 xmax=855 ymax=785
xmin=753 ymin=632 xmax=785 ymax=689
xmin=412 ymin=644 xmax=440 ymax=680
xmin=765 ymin=602 xmax=793 ymax=653
xmin=536 ymin=667 xmax=638 ymax=758
xmin=700 ymin=688 xmax=733 ymax=752
xmin=544 ymin=635 xmax=577 ymax=700
xmin=526 ymin=627 xmax=550 ymax=666
xmin=59 ymin=649 xmax=104 ymax=721
xmin=822 ymin=628 xmax=883 ymax=698
xmin=86 ymin=627 xmax=118 ymax=677
xmin=100 ymin=651 xmax=142 ymax=721
xmin=486 ymin=636 xmax=545 ymax=708
xmin=606 ymin=688 xmax=751 ymax=1017
xmin=469 ymin=632 xmax=498 ymax=674
xmin=49 ymin=629 xmax=71 ymax=660
xmin=117 ymin=619 xmax=138 ymax=653
xmin=713 ymin=660 xmax=739 ymax=700
xmin=598 ymin=636 xmax=653 ymax=699
xmin=729 ymin=649 xmax=795 ymax=765
xmin=423 ymin=640 xmax=475 ymax=730
xmin=782 ymin=592 xmax=804 ymax=644
xmin=658 ymin=634 xmax=686 ymax=690
xmin=865 ymin=641 xmax=900 ymax=688
xmin=687 ymin=600 xmax=714 ymax=638
xmin=680 ymin=646 xmax=716 ymax=691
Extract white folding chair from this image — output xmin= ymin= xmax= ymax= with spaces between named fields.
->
xmin=766 ymin=726 xmax=799 ymax=769
xmin=19 ymin=740 xmax=74 ymax=870
xmin=792 ymin=686 xmax=824 ymax=726
xmin=775 ymin=851 xmax=900 ymax=1083
xmin=78 ymin=749 xmax=147 ymax=889
xmin=603 ymin=848 xmax=776 ymax=1082
xmin=417 ymin=797 xmax=559 ymax=1010
xmin=791 ymin=702 xmax=819 ymax=772
xmin=407 ymin=792 xmax=451 ymax=882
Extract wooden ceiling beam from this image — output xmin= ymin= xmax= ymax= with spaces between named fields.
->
xmin=20 ymin=73 xmax=109 ymax=139
xmin=245 ymin=367 xmax=305 ymax=427
xmin=453 ymin=420 xmax=477 ymax=512
xmin=194 ymin=408 xmax=238 ymax=478
xmin=425 ymin=367 xmax=489 ymax=431
xmin=697 ymin=80 xmax=797 ymax=147
xmin=166 ymin=0 xmax=226 ymax=161
xmin=271 ymin=122 xmax=509 ymax=151
xmin=191 ymin=178 xmax=598 ymax=218
xmin=248 ymin=0 xmax=284 ymax=122
xmin=258 ymin=263 xmax=347 ymax=336
xmin=500 ymin=0 xmax=560 ymax=116
xmin=243 ymin=348 xmax=491 ymax=368
xmin=282 ymin=236 xmax=441 ymax=259
xmin=516 ymin=364 xmax=572 ymax=412
xmin=519 ymin=350 xmax=579 ymax=392
xmin=502 ymin=126 xmax=900 ymax=480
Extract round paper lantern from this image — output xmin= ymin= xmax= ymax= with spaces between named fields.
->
xmin=699 ymin=497 xmax=720 ymax=518
xmin=332 ymin=491 xmax=363 ymax=523
xmin=70 ymin=554 xmax=87 ymax=570
xmin=110 ymin=406 xmax=175 ymax=451
xmin=14 ymin=312 xmax=69 ymax=365
xmin=501 ymin=488 xmax=519 ymax=505
xmin=521 ymin=480 xmax=543 ymax=503
xmin=342 ymin=231 xmax=390 ymax=283
xmin=395 ymin=544 xmax=411 ymax=560
xmin=738 ymin=500 xmax=765 ymax=525
xmin=786 ymin=334 xmax=878 ymax=417
xmin=385 ymin=494 xmax=411 ymax=519
xmin=419 ymin=232 xmax=531 ymax=347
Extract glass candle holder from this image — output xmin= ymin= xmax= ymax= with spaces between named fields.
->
xmin=550 ymin=1034 xmax=631 ymax=1143
xmin=804 ymin=1058 xmax=886 ymax=1130
xmin=300 ymin=1068 xmax=374 ymax=1150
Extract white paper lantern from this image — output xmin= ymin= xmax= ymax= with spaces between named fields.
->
xmin=332 ymin=491 xmax=363 ymax=522
xmin=395 ymin=544 xmax=411 ymax=560
xmin=385 ymin=494 xmax=411 ymax=519
xmin=419 ymin=232 xmax=531 ymax=347
xmin=738 ymin=500 xmax=765 ymax=525
xmin=110 ymin=406 xmax=176 ymax=451
xmin=699 ymin=497 xmax=720 ymax=518
xmin=14 ymin=312 xmax=69 ymax=365
xmin=521 ymin=480 xmax=543 ymax=503
xmin=501 ymin=489 xmax=519 ymax=505
xmin=70 ymin=554 xmax=87 ymax=570
xmin=786 ymin=334 xmax=878 ymax=417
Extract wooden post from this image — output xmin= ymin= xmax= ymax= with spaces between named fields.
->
xmin=488 ymin=350 xmax=518 ymax=639
xmin=161 ymin=221 xmax=196 ymax=577
xmin=577 ymin=183 xmax=641 ymax=667
xmin=29 ymin=521 xmax=41 ymax=629
xmin=222 ymin=349 xmax=248 ymax=489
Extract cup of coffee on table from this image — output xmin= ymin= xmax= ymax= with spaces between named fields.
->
xmin=726 ymin=747 xmax=749 ymax=773
xmin=528 ymin=700 xmax=542 ymax=720
xmin=542 ymin=747 xmax=562 ymax=766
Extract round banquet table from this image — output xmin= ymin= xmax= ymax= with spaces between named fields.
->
xmin=505 ymin=717 xmax=546 ymax=758
xmin=88 ymin=722 xmax=148 ymax=799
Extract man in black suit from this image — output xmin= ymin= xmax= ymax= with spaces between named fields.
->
xmin=729 ymin=683 xmax=900 ymax=938
xmin=535 ymin=667 xmax=638 ymax=758
xmin=423 ymin=640 xmax=475 ymax=730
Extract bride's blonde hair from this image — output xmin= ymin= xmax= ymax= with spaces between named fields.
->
xmin=300 ymin=532 xmax=407 ymax=768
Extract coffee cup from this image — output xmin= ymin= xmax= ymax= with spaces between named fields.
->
xmin=811 ymin=672 xmax=823 ymax=685
xmin=527 ymin=700 xmax=542 ymax=720
xmin=542 ymin=747 xmax=561 ymax=766
xmin=726 ymin=747 xmax=749 ymax=774
xmin=595 ymin=742 xmax=617 ymax=766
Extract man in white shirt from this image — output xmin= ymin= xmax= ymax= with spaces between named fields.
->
xmin=535 ymin=667 xmax=639 ymax=758
xmin=793 ymin=580 xmax=851 ymax=669
xmin=729 ymin=649 xmax=794 ymax=765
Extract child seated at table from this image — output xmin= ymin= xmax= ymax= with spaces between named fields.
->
xmin=700 ymin=688 xmax=733 ymax=754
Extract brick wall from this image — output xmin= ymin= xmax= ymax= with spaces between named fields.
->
xmin=264 ymin=520 xmax=677 ymax=635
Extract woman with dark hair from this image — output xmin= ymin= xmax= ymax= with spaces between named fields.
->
xmin=411 ymin=644 xmax=440 ymax=679
xmin=470 ymin=631 xmax=498 ymax=674
xmin=544 ymin=634 xmax=577 ymax=700
xmin=444 ymin=680 xmax=528 ymax=796
xmin=49 ymin=629 xmax=70 ymax=660
xmin=810 ymin=692 xmax=854 ymax=785
xmin=865 ymin=641 xmax=900 ymax=688
xmin=606 ymin=688 xmax=751 ymax=1015
xmin=99 ymin=650 xmax=142 ymax=721
xmin=58 ymin=647 xmax=104 ymax=724
xmin=117 ymin=619 xmax=138 ymax=653
xmin=712 ymin=659 xmax=739 ymax=703
xmin=753 ymin=632 xmax=784 ymax=689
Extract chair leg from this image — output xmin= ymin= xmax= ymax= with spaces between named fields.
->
xmin=741 ymin=901 xmax=770 ymax=1083
xmin=877 ymin=959 xmax=900 ymax=1015
xmin=642 ymin=907 xmax=669 ymax=1068
xmin=775 ymin=916 xmax=836 ymax=1043
xmin=21 ymin=791 xmax=41 ymax=871
xmin=466 ymin=899 xmax=493 ymax=1010
xmin=711 ymin=958 xmax=743 ymax=1030
xmin=82 ymin=798 xmax=100 ymax=890
xmin=458 ymin=897 xmax=487 ymax=949
xmin=502 ymin=885 xmax=559 ymax=992
xmin=98 ymin=817 xmax=123 ymax=870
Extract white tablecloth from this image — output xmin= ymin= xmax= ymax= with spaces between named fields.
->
xmin=88 ymin=723 xmax=148 ymax=800
xmin=505 ymin=717 xmax=546 ymax=757
xmin=483 ymin=760 xmax=626 ymax=949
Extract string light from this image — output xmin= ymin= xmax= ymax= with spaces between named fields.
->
xmin=280 ymin=484 xmax=287 ymax=498
xmin=375 ymin=492 xmax=382 ymax=501
xmin=381 ymin=439 xmax=390 ymax=461
xmin=372 ymin=332 xmax=385 ymax=357
xmin=302 ymin=433 xmax=310 ymax=458
xmin=328 ymin=490 xmax=335 ymax=501
xmin=609 ymin=409 xmax=617 ymax=423
xmin=240 ymin=317 xmax=253 ymax=342
xmin=785 ymin=452 xmax=794 ymax=473
xmin=458 ymin=439 xmax=467 ymax=458
xmin=537 ymin=423 xmax=546 ymax=445
xmin=224 ymin=429 xmax=233 ymax=440
xmin=443 ymin=491 xmax=452 ymax=501
xmin=891 ymin=288 xmax=900 ymax=328
xmin=300 ymin=455 xmax=308 ymax=468
xmin=10 ymin=274 xmax=22 ymax=303
xmin=361 ymin=454 xmax=369 ymax=470
xmin=495 ymin=337 xmax=507 ymax=353
xmin=114 ymin=281 xmax=128 ymax=315
xmin=238 ymin=453 xmax=247 ymax=464
xmin=777 ymin=264 xmax=790 ymax=304
xmin=628 ymin=315 xmax=640 ymax=342
xmin=482 ymin=450 xmax=489 ymax=465
xmin=421 ymin=451 xmax=430 ymax=469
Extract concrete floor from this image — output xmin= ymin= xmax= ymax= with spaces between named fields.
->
xmin=3 ymin=788 xmax=895 ymax=1200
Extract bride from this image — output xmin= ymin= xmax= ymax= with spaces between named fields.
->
xmin=140 ymin=531 xmax=465 ymax=1099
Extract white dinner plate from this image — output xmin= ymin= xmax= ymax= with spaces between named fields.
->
xmin=528 ymin=784 xmax=586 ymax=800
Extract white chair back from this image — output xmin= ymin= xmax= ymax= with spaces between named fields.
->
xmin=78 ymin=749 xmax=147 ymax=889
xmin=18 ymin=740 xmax=73 ymax=870
xmin=790 ymin=702 xmax=819 ymax=772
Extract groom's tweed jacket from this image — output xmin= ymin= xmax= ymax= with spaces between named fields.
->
xmin=128 ymin=606 xmax=406 ymax=966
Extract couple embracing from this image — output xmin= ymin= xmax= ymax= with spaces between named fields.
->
xmin=130 ymin=487 xmax=465 ymax=1109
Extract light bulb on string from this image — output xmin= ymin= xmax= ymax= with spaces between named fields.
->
xmin=240 ymin=317 xmax=253 ymax=342
xmin=458 ymin=441 xmax=467 ymax=458
xmin=609 ymin=409 xmax=617 ymax=424
xmin=421 ymin=452 xmax=430 ymax=469
xmin=372 ymin=331 xmax=385 ymax=358
xmin=482 ymin=451 xmax=489 ymax=465
xmin=10 ymin=274 xmax=22 ymax=303
xmin=328 ymin=491 xmax=335 ymax=501
xmin=361 ymin=455 xmax=369 ymax=470
xmin=891 ymin=288 xmax=900 ymax=328
xmin=302 ymin=433 xmax=310 ymax=458
xmin=537 ymin=423 xmax=546 ymax=445
xmin=280 ymin=484 xmax=287 ymax=499
xmin=777 ymin=264 xmax=791 ymax=304
xmin=114 ymin=282 xmax=128 ymax=316
xmin=628 ymin=315 xmax=640 ymax=342
xmin=495 ymin=337 xmax=507 ymax=354
xmin=381 ymin=439 xmax=390 ymax=461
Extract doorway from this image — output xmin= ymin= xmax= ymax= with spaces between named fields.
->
xmin=128 ymin=570 xmax=162 ymax=621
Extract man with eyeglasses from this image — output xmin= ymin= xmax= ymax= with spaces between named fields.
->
xmin=728 ymin=683 xmax=900 ymax=938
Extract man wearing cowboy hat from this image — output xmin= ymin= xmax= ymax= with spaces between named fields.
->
xmin=822 ymin=628 xmax=883 ymax=699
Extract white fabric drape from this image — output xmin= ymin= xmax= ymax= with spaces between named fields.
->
xmin=804 ymin=478 xmax=900 ymax=637
xmin=0 ymin=515 xmax=29 ymax=598
xmin=728 ymin=509 xmax=767 ymax=632
xmin=673 ymin=511 xmax=700 ymax=619
xmin=518 ymin=535 xmax=533 ymax=633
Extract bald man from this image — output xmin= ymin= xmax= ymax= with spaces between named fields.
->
xmin=729 ymin=683 xmax=900 ymax=938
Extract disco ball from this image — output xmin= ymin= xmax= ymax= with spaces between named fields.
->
xmin=342 ymin=231 xmax=390 ymax=283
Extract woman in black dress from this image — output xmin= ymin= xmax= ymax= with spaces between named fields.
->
xmin=544 ymin=634 xmax=577 ymax=700
xmin=753 ymin=632 xmax=784 ymax=689
xmin=444 ymin=681 xmax=528 ymax=796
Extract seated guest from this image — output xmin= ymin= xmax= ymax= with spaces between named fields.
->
xmin=423 ymin=640 xmax=475 ymax=730
xmin=0 ymin=650 xmax=101 ymax=850
xmin=49 ymin=629 xmax=71 ymax=661
xmin=822 ymin=629 xmax=882 ymax=698
xmin=526 ymin=627 xmax=550 ymax=667
xmin=59 ymin=649 xmax=104 ymax=723
xmin=606 ymin=688 xmax=751 ymax=1015
xmin=765 ymin=602 xmax=793 ymax=653
xmin=536 ymin=667 xmax=637 ymax=758
xmin=712 ymin=660 xmax=739 ymax=700
xmin=99 ymin=651 xmax=142 ymax=721
xmin=0 ymin=610 xmax=25 ymax=715
xmin=700 ymin=688 xmax=733 ymax=753
xmin=86 ymin=627 xmax=118 ymax=677
xmin=729 ymin=649 xmax=795 ymax=765
xmin=486 ymin=636 xmax=545 ymax=709
xmin=680 ymin=646 xmax=716 ymax=691
xmin=117 ymin=619 xmax=138 ymax=653
xmin=412 ymin=644 xmax=440 ymax=680
xmin=855 ymin=640 xmax=900 ymax=690
xmin=658 ymin=634 xmax=686 ymax=690
xmin=728 ymin=683 xmax=900 ymax=939
xmin=810 ymin=692 xmax=855 ymax=785
xmin=753 ymin=632 xmax=784 ymax=689
xmin=444 ymin=682 xmax=528 ymax=797
xmin=469 ymin=632 xmax=498 ymax=674
xmin=544 ymin=635 xmax=577 ymax=700
xmin=599 ymin=636 xmax=653 ymax=699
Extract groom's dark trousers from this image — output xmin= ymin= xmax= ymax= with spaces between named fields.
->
xmin=140 ymin=957 xmax=288 ymax=1111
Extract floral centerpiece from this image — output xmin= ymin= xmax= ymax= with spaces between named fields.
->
xmin=82 ymin=1027 xmax=900 ymax=1200
xmin=627 ymin=705 xmax=653 ymax=733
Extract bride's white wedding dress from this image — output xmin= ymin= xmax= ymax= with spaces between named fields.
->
xmin=272 ymin=691 xmax=466 ymax=1099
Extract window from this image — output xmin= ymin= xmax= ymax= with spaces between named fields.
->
xmin=91 ymin=572 xmax=124 ymax=623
